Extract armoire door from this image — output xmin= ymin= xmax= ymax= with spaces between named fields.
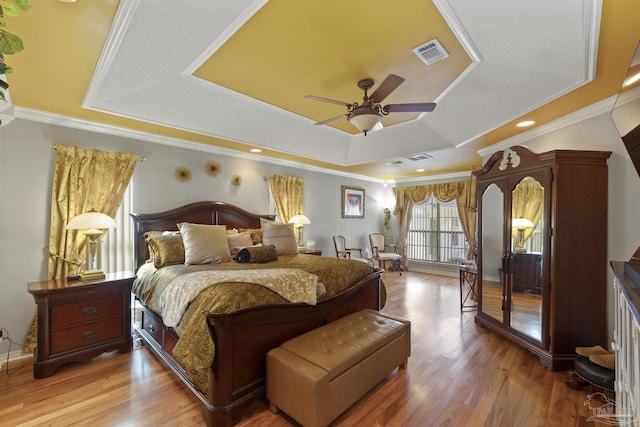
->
xmin=477 ymin=167 xmax=550 ymax=351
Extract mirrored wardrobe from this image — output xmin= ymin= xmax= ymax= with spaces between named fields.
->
xmin=474 ymin=145 xmax=610 ymax=370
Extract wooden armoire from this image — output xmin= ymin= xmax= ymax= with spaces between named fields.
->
xmin=473 ymin=145 xmax=611 ymax=370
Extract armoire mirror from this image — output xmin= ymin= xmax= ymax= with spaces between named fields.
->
xmin=481 ymin=183 xmax=504 ymax=323
xmin=510 ymin=176 xmax=544 ymax=342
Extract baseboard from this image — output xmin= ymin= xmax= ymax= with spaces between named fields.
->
xmin=0 ymin=350 xmax=32 ymax=372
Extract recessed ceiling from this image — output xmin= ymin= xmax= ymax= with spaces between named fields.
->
xmin=193 ymin=0 xmax=472 ymax=134
xmin=5 ymin=0 xmax=640 ymax=180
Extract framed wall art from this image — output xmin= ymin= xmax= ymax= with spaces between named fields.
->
xmin=341 ymin=185 xmax=365 ymax=218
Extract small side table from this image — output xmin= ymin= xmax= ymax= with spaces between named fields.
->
xmin=299 ymin=250 xmax=322 ymax=256
xmin=459 ymin=265 xmax=478 ymax=311
xmin=27 ymin=271 xmax=135 ymax=378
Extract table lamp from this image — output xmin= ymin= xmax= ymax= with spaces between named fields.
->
xmin=289 ymin=214 xmax=311 ymax=249
xmin=66 ymin=210 xmax=116 ymax=280
xmin=512 ymin=217 xmax=534 ymax=253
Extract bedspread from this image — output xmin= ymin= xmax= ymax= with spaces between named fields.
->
xmin=159 ymin=269 xmax=320 ymax=327
xmin=133 ymin=254 xmax=379 ymax=393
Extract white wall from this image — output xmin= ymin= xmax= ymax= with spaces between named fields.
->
xmin=0 ymin=119 xmax=393 ymax=354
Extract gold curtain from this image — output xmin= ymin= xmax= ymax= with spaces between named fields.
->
xmin=23 ymin=145 xmax=138 ymax=354
xmin=393 ymin=177 xmax=477 ymax=270
xmin=511 ymin=178 xmax=544 ymax=243
xmin=268 ymin=174 xmax=304 ymax=224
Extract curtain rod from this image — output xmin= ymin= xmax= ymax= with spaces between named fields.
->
xmin=49 ymin=144 xmax=146 ymax=161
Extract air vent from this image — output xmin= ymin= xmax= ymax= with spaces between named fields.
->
xmin=404 ymin=153 xmax=434 ymax=162
xmin=413 ymin=39 xmax=449 ymax=65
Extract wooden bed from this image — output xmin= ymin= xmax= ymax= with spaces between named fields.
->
xmin=130 ymin=201 xmax=384 ymax=426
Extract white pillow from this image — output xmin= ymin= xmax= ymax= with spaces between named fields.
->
xmin=178 ymin=223 xmax=231 ymax=265
xmin=261 ymin=221 xmax=298 ymax=255
xmin=227 ymin=231 xmax=254 ymax=256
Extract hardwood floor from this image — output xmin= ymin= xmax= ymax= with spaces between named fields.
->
xmin=1 ymin=271 xmax=602 ymax=426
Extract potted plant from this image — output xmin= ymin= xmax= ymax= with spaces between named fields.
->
xmin=0 ymin=0 xmax=31 ymax=103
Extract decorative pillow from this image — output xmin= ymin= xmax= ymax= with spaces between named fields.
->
xmin=239 ymin=228 xmax=263 ymax=245
xmin=235 ymin=245 xmax=278 ymax=263
xmin=146 ymin=233 xmax=185 ymax=268
xmin=226 ymin=231 xmax=254 ymax=256
xmin=178 ymin=223 xmax=232 ymax=265
xmin=261 ymin=221 xmax=298 ymax=255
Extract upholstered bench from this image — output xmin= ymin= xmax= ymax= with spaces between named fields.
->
xmin=266 ymin=309 xmax=411 ymax=427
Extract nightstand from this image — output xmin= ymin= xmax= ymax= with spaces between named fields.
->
xmin=299 ymin=250 xmax=322 ymax=256
xmin=27 ymin=271 xmax=135 ymax=378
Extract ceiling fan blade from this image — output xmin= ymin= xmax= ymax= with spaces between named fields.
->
xmin=369 ymin=74 xmax=405 ymax=103
xmin=305 ymin=95 xmax=352 ymax=107
xmin=315 ymin=114 xmax=348 ymax=125
xmin=384 ymin=102 xmax=437 ymax=113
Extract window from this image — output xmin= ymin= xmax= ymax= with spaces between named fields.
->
xmin=407 ymin=196 xmax=469 ymax=264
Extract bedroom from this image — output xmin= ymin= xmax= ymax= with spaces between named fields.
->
xmin=1 ymin=0 xmax=640 ymax=425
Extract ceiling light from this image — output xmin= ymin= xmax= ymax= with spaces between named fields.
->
xmin=386 ymin=160 xmax=402 ymax=165
xmin=58 ymin=0 xmax=78 ymax=3
xmin=516 ymin=120 xmax=536 ymax=127
xmin=348 ymin=108 xmax=383 ymax=136
xmin=250 ymin=148 xmax=262 ymax=153
xmin=416 ymin=168 xmax=425 ymax=173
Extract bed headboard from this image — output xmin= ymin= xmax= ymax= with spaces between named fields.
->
xmin=130 ymin=201 xmax=275 ymax=271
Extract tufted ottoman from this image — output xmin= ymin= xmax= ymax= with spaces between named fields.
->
xmin=266 ymin=309 xmax=410 ymax=427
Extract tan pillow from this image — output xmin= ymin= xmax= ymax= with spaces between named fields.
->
xmin=226 ymin=231 xmax=254 ymax=256
xmin=178 ymin=223 xmax=232 ymax=265
xmin=239 ymin=228 xmax=263 ymax=245
xmin=146 ymin=233 xmax=185 ymax=268
xmin=261 ymin=221 xmax=298 ymax=255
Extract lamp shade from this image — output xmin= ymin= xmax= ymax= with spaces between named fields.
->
xmin=289 ymin=214 xmax=311 ymax=226
xmin=512 ymin=217 xmax=534 ymax=228
xmin=67 ymin=211 xmax=117 ymax=230
xmin=348 ymin=111 xmax=383 ymax=135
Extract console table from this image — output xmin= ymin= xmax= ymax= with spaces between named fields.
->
xmin=459 ymin=265 xmax=478 ymax=311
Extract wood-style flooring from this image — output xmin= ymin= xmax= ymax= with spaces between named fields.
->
xmin=1 ymin=271 xmax=603 ymax=426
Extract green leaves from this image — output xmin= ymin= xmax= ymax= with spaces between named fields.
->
xmin=0 ymin=0 xmax=30 ymax=76
xmin=0 ymin=30 xmax=22 ymax=55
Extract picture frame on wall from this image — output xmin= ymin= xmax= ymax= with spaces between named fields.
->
xmin=341 ymin=185 xmax=365 ymax=218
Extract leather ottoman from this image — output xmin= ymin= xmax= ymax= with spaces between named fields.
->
xmin=266 ymin=309 xmax=410 ymax=427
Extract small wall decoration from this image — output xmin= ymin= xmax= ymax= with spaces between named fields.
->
xmin=175 ymin=167 xmax=192 ymax=183
xmin=341 ymin=185 xmax=365 ymax=218
xmin=206 ymin=160 xmax=222 ymax=177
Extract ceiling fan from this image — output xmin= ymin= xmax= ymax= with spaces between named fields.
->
xmin=305 ymin=74 xmax=436 ymax=136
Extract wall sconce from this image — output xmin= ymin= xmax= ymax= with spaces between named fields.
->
xmin=66 ymin=210 xmax=116 ymax=280
xmin=512 ymin=217 xmax=534 ymax=253
xmin=289 ymin=214 xmax=311 ymax=248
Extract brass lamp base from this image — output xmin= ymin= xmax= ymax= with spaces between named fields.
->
xmin=80 ymin=269 xmax=106 ymax=280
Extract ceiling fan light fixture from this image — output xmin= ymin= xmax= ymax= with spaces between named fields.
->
xmin=348 ymin=110 xmax=383 ymax=135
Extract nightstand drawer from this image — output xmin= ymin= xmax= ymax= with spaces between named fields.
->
xmin=51 ymin=295 xmax=123 ymax=329
xmin=51 ymin=317 xmax=123 ymax=355
xmin=49 ymin=285 xmax=121 ymax=304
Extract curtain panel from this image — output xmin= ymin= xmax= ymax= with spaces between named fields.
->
xmin=267 ymin=174 xmax=304 ymax=224
xmin=511 ymin=178 xmax=544 ymax=243
xmin=393 ymin=177 xmax=477 ymax=270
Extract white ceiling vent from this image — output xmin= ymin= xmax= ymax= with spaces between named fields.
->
xmin=404 ymin=152 xmax=433 ymax=162
xmin=413 ymin=39 xmax=449 ymax=65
